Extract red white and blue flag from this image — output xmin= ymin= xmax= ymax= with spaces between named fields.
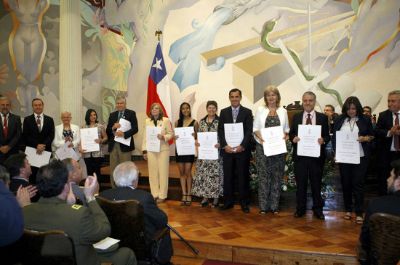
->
xmin=147 ymin=42 xmax=172 ymax=118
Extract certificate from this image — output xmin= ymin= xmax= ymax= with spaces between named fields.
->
xmin=297 ymin=125 xmax=321 ymax=157
xmin=197 ymin=132 xmax=218 ymax=160
xmin=174 ymin=127 xmax=195 ymax=156
xmin=335 ymin=131 xmax=360 ymax=164
xmin=80 ymin=128 xmax=100 ymax=153
xmin=261 ymin=126 xmax=287 ymax=156
xmin=146 ymin=126 xmax=161 ymax=152
xmin=55 ymin=142 xmax=80 ymax=161
xmin=114 ymin=118 xmax=131 ymax=146
xmin=25 ymin=146 xmax=51 ymax=168
xmin=224 ymin=123 xmax=243 ymax=147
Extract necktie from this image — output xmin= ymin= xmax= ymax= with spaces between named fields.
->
xmin=306 ymin=113 xmax=312 ymax=125
xmin=36 ymin=115 xmax=41 ymax=132
xmin=394 ymin=113 xmax=399 ymax=150
xmin=232 ymin=108 xmax=238 ymax=123
xmin=3 ymin=114 xmax=7 ymax=138
xmin=118 ymin=111 xmax=123 ymax=120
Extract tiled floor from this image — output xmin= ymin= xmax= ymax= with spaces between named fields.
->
xmin=160 ymin=201 xmax=361 ymax=256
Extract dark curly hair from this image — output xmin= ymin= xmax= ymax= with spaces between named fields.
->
xmin=85 ymin=109 xmax=98 ymax=126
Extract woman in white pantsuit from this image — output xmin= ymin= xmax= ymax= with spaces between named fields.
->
xmin=142 ymin=103 xmax=174 ymax=203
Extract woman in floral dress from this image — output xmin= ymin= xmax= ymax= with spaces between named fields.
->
xmin=192 ymin=101 xmax=223 ymax=207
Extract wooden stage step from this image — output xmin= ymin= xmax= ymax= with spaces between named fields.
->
xmin=159 ymin=201 xmax=359 ymax=265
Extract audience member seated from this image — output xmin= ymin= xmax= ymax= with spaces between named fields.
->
xmin=100 ymin=161 xmax=169 ymax=241
xmin=23 ymin=160 xmax=136 ymax=265
xmin=100 ymin=161 xmax=172 ymax=262
xmin=358 ymin=159 xmax=400 ymax=264
xmin=0 ymin=166 xmax=23 ymax=247
xmin=4 ymin=153 xmax=39 ymax=202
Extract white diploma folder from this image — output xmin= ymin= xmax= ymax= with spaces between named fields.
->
xmin=297 ymin=125 xmax=321 ymax=158
xmin=261 ymin=126 xmax=287 ymax=156
xmin=224 ymin=123 xmax=244 ymax=147
xmin=197 ymin=132 xmax=218 ymax=160
xmin=114 ymin=118 xmax=131 ymax=146
xmin=25 ymin=146 xmax=51 ymax=168
xmin=146 ymin=126 xmax=161 ymax=153
xmin=335 ymin=131 xmax=360 ymax=164
xmin=55 ymin=142 xmax=80 ymax=161
xmin=80 ymin=127 xmax=100 ymax=153
xmin=93 ymin=237 xmax=120 ymax=250
xmin=174 ymin=127 xmax=195 ymax=156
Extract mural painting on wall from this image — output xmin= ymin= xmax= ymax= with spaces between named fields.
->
xmin=1 ymin=0 xmax=399 ymax=149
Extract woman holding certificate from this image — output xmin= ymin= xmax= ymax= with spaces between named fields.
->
xmin=81 ymin=109 xmax=108 ymax=177
xmin=52 ymin=111 xmax=81 ymax=151
xmin=142 ymin=103 xmax=174 ymax=203
xmin=192 ymin=101 xmax=223 ymax=207
xmin=332 ymin=96 xmax=374 ymax=224
xmin=253 ymin=86 xmax=289 ymax=215
xmin=174 ymin=102 xmax=198 ymax=206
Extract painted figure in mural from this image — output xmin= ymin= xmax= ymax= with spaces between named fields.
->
xmin=4 ymin=0 xmax=50 ymax=114
xmin=174 ymin=102 xmax=199 ymax=206
xmin=218 ymin=88 xmax=253 ymax=213
xmin=253 ymin=86 xmax=289 ymax=215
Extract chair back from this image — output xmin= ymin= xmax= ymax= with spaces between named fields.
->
xmin=96 ymin=196 xmax=148 ymax=260
xmin=369 ymin=212 xmax=400 ymax=265
xmin=19 ymin=229 xmax=77 ymax=265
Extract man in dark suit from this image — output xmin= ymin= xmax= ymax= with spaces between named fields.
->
xmin=289 ymin=91 xmax=330 ymax=220
xmin=0 ymin=97 xmax=21 ymax=164
xmin=218 ymin=88 xmax=253 ymax=213
xmin=375 ymin=90 xmax=400 ymax=195
xmin=358 ymin=159 xmax=400 ymax=264
xmin=100 ymin=161 xmax=169 ymax=250
xmin=23 ymin=160 xmax=136 ymax=265
xmin=22 ymin=98 xmax=55 ymax=183
xmin=4 ymin=153 xmax=38 ymax=202
xmin=106 ymin=96 xmax=138 ymax=188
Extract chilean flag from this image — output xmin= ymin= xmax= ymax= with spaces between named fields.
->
xmin=147 ymin=42 xmax=172 ymax=119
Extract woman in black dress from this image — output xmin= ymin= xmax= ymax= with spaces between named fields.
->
xmin=174 ymin=102 xmax=198 ymax=205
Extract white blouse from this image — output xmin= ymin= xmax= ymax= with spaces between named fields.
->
xmin=253 ymin=106 xmax=289 ymax=144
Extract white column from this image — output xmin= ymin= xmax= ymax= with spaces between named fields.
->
xmin=59 ymin=0 xmax=82 ymax=126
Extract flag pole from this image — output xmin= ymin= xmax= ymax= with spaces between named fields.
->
xmin=155 ymin=30 xmax=162 ymax=41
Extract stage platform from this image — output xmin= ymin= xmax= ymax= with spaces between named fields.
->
xmin=159 ymin=201 xmax=360 ymax=265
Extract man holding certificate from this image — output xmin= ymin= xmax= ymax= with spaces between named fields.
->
xmin=106 ymin=96 xmax=138 ymax=188
xmin=218 ymin=88 xmax=253 ymax=213
xmin=289 ymin=91 xmax=330 ymax=220
xmin=332 ymin=97 xmax=374 ymax=224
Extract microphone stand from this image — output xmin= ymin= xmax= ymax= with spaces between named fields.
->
xmin=167 ymin=224 xmax=199 ymax=255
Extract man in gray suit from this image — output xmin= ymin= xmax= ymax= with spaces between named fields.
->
xmin=0 ymin=97 xmax=21 ymax=164
xmin=23 ymin=160 xmax=136 ymax=265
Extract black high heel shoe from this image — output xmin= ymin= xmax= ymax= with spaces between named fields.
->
xmin=181 ymin=194 xmax=187 ymax=206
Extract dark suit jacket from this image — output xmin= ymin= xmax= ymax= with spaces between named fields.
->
xmin=22 ymin=114 xmax=55 ymax=152
xmin=23 ymin=197 xmax=111 ymax=265
xmin=375 ymin=109 xmax=397 ymax=160
xmin=106 ymin=109 xmax=138 ymax=152
xmin=217 ymin=105 xmax=253 ymax=151
xmin=100 ymin=187 xmax=167 ymax=242
xmin=0 ymin=180 xmax=23 ymax=247
xmin=359 ymin=191 xmax=400 ymax=257
xmin=289 ymin=111 xmax=330 ymax=161
xmin=9 ymin=177 xmax=40 ymax=202
xmin=332 ymin=114 xmax=374 ymax=157
xmin=0 ymin=113 xmax=21 ymax=160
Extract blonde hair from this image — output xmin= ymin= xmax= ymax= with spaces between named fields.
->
xmin=263 ymin=85 xmax=281 ymax=107
xmin=149 ymin=103 xmax=164 ymax=119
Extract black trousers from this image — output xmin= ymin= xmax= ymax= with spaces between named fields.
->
xmin=294 ymin=156 xmax=324 ymax=212
xmin=339 ymin=156 xmax=368 ymax=215
xmin=84 ymin=156 xmax=103 ymax=178
xmin=222 ymin=150 xmax=250 ymax=205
